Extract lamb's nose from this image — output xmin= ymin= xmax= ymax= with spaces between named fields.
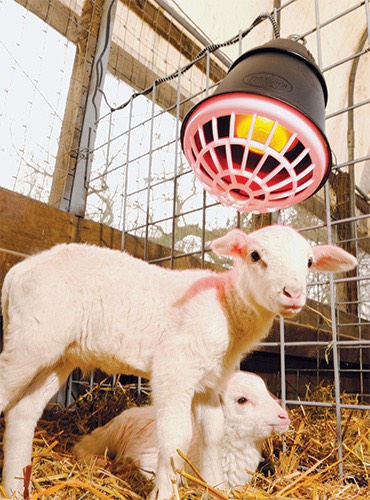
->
xmin=283 ymin=287 xmax=302 ymax=301
xmin=278 ymin=412 xmax=290 ymax=423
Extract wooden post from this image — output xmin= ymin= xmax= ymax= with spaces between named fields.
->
xmin=49 ymin=0 xmax=106 ymax=210
xmin=66 ymin=0 xmax=117 ymax=216
xmin=251 ymin=213 xmax=272 ymax=230
xmin=332 ymin=172 xmax=358 ymax=316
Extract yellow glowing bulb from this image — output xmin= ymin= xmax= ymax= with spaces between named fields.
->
xmin=235 ymin=115 xmax=291 ymax=154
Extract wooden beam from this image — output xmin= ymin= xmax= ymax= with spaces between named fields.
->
xmin=356 ymin=192 xmax=370 ymax=216
xmin=121 ymin=0 xmax=226 ymax=86
xmin=299 ymin=192 xmax=327 ymax=223
xmin=0 ymin=187 xmax=78 ymax=254
xmin=107 ymin=0 xmax=227 ymax=121
xmin=15 ymin=0 xmax=80 ymax=43
xmin=0 ymin=250 xmax=25 ymax=303
xmin=0 ymin=187 xmax=210 ymax=287
xmin=263 ymin=320 xmax=359 ymax=364
xmin=15 ymin=0 xmax=227 ymax=93
xmin=49 ymin=0 xmax=105 ymax=209
xmin=108 ymin=42 xmax=195 ymax=121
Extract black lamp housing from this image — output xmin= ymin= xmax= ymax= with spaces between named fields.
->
xmin=180 ymin=38 xmax=332 ymax=213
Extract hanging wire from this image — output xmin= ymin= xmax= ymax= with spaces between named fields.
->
xmin=101 ymin=11 xmax=280 ymax=113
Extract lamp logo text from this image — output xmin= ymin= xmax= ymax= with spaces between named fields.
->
xmin=243 ymin=73 xmax=293 ymax=92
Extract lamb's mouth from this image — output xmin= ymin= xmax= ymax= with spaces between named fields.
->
xmin=279 ymin=304 xmax=303 ymax=317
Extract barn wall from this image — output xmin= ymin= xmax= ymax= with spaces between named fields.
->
xmin=0 ymin=185 xmax=214 ymax=294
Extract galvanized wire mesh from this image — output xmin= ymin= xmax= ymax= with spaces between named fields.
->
xmin=0 ymin=0 xmax=369 ymax=479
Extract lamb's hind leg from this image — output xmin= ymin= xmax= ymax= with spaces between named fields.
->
xmin=0 ymin=314 xmax=71 ymax=416
xmin=2 ymin=361 xmax=73 ymax=497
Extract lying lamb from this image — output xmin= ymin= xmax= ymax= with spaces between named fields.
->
xmin=74 ymin=371 xmax=291 ymax=488
xmin=0 ymin=225 xmax=357 ymax=499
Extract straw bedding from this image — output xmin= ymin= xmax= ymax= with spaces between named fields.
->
xmin=0 ymin=379 xmax=369 ymax=499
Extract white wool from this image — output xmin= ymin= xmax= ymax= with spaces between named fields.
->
xmin=0 ymin=225 xmax=357 ymax=499
xmin=74 ymin=371 xmax=290 ymax=488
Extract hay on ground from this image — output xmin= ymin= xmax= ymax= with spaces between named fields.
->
xmin=0 ymin=380 xmax=369 ymax=499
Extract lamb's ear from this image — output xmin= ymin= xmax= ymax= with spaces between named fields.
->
xmin=211 ymin=229 xmax=249 ymax=258
xmin=311 ymin=245 xmax=358 ymax=272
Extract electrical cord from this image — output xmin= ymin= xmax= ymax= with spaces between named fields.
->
xmin=105 ymin=11 xmax=280 ymax=114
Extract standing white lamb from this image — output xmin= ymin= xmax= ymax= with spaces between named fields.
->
xmin=0 ymin=225 xmax=357 ymax=500
xmin=73 ymin=371 xmax=291 ymax=488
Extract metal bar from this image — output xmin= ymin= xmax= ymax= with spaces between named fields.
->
xmin=326 ymin=174 xmax=345 ymax=476
xmin=286 ymin=367 xmax=370 ymax=373
xmin=100 ymin=110 xmax=113 ymax=224
xmin=139 ymin=85 xmax=157 ymax=401
xmin=144 ymin=83 xmax=157 ymax=261
xmin=276 ymin=210 xmax=288 ymax=452
xmin=98 ymin=74 xmax=219 ymax=124
xmin=98 ymin=97 xmax=189 ymax=153
xmin=278 ymin=0 xmax=299 ymax=11
xmin=323 ymin=48 xmax=370 ymax=73
xmin=92 ymin=139 xmax=179 ymax=181
xmin=279 ymin=316 xmax=287 ymax=399
xmin=286 ymin=400 xmax=370 ymax=411
xmin=170 ymin=66 xmax=182 ymax=269
xmin=333 ymin=153 xmax=370 ymax=169
xmin=258 ymin=340 xmax=370 ymax=347
xmin=305 ymin=275 xmax=370 ymax=290
xmin=238 ymin=29 xmax=243 ymax=57
xmin=201 ymin=51 xmax=211 ymax=269
xmin=67 ymin=0 xmax=117 ymax=215
xmin=326 ymin=96 xmax=370 ymax=120
xmin=121 ymin=97 xmax=134 ymax=251
xmin=298 ymin=213 xmax=370 ymax=234
xmin=148 ymin=249 xmax=206 ymax=265
xmin=299 ymin=1 xmax=365 ymax=39
xmin=354 ymin=221 xmax=365 ymax=397
xmin=314 ymin=0 xmax=343 ymax=476
xmin=110 ymin=147 xmax=369 ymax=197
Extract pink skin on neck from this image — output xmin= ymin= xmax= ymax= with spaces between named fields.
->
xmin=174 ymin=272 xmax=232 ymax=307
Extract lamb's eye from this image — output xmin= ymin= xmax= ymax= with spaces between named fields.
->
xmin=237 ymin=397 xmax=248 ymax=405
xmin=308 ymin=257 xmax=313 ymax=268
xmin=250 ymin=251 xmax=260 ymax=262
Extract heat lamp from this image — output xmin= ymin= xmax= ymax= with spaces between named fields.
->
xmin=180 ymin=38 xmax=332 ymax=213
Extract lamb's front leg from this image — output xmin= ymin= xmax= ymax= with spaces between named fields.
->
xmin=149 ymin=372 xmax=194 ymax=500
xmin=193 ymin=390 xmax=225 ymax=489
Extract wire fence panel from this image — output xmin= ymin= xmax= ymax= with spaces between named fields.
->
xmin=68 ymin=3 xmax=370 ymax=420
xmin=0 ymin=0 xmax=369 ymax=479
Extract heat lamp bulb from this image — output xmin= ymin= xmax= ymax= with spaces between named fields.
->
xmin=235 ymin=114 xmax=292 ymax=154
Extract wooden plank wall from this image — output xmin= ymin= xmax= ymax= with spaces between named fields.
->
xmin=0 ymin=187 xmax=207 ymax=293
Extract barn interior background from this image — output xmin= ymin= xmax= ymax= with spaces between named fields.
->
xmin=0 ymin=0 xmax=369 ymax=491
